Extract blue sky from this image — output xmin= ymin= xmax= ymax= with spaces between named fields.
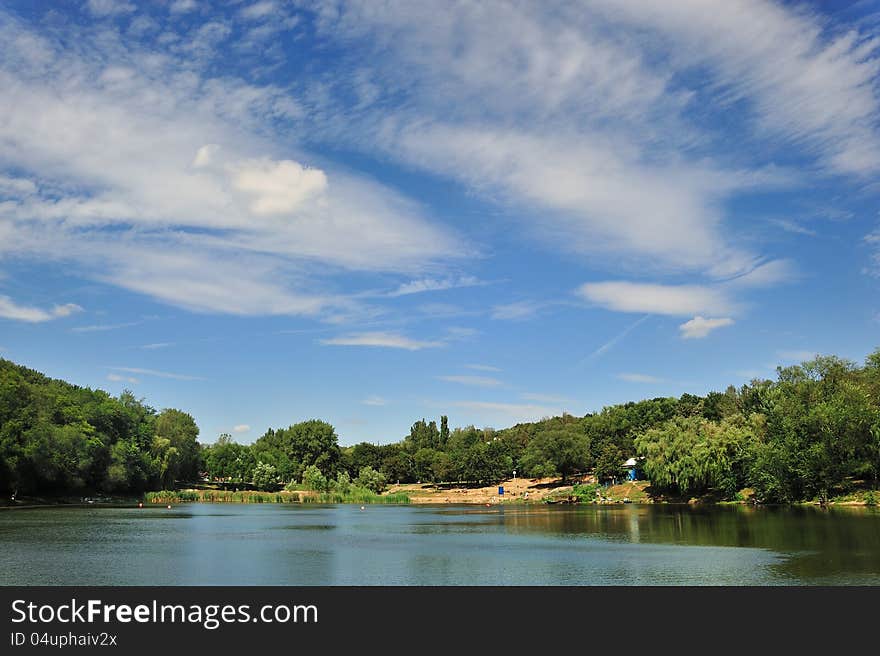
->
xmin=0 ymin=0 xmax=879 ymax=446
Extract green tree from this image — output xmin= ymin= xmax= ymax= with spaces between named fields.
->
xmin=594 ymin=443 xmax=624 ymax=484
xmin=635 ymin=416 xmax=751 ymax=498
xmin=254 ymin=420 xmax=340 ymax=481
xmin=521 ymin=429 xmax=589 ymax=482
xmin=251 ymin=461 xmax=279 ymax=490
xmin=155 ymin=409 xmax=200 ymax=481
xmin=302 ymin=464 xmax=329 ymax=492
xmin=414 ymin=447 xmax=439 ymax=482
xmin=151 ymin=436 xmax=180 ymax=489
xmin=333 ymin=470 xmax=352 ymax=494
xmin=355 ymin=465 xmax=386 ymax=493
xmin=439 ymin=415 xmax=450 ymax=450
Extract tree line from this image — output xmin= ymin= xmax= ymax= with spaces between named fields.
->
xmin=3 ymin=350 xmax=880 ymax=503
xmin=0 ymin=359 xmax=200 ymax=495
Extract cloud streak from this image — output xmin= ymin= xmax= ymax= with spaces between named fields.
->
xmin=0 ymin=296 xmax=82 ymax=323
xmin=386 ymin=275 xmax=484 ymax=297
xmin=320 ymin=331 xmax=444 ymax=350
xmin=108 ymin=366 xmax=205 ymax=381
xmin=586 ymin=315 xmax=651 ymax=362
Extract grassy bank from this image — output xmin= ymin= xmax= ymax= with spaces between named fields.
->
xmin=144 ymin=488 xmax=410 ymax=504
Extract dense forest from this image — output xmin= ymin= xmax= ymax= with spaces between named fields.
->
xmin=2 ymin=350 xmax=879 ymax=503
xmin=0 ymin=359 xmax=201 ymax=496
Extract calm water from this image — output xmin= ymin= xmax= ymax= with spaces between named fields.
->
xmin=1 ymin=503 xmax=879 ymax=585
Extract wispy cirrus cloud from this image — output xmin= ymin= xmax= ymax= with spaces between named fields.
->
xmin=0 ymin=7 xmax=464 ymax=320
xmin=320 ymin=331 xmax=444 ymax=351
xmin=72 ymin=321 xmax=141 ymax=333
xmin=386 ymin=275 xmax=484 ymax=297
xmin=305 ymin=0 xmax=875 ymax=281
xmin=588 ymin=0 xmax=880 ymax=176
xmin=108 ymin=366 xmax=205 ymax=381
xmin=361 ymin=395 xmax=387 ymax=406
xmin=769 ymin=219 xmax=817 ymax=237
xmin=490 ymin=301 xmax=543 ymax=321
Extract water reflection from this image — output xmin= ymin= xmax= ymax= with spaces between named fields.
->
xmin=1 ymin=504 xmax=878 ymax=585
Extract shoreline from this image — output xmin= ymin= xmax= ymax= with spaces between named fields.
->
xmin=4 ymin=476 xmax=877 ymax=508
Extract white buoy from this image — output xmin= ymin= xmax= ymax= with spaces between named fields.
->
xmin=360 ymin=506 xmax=365 ymax=511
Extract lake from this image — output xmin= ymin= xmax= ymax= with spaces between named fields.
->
xmin=1 ymin=503 xmax=878 ymax=585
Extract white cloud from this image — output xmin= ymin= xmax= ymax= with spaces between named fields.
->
xmin=387 ymin=275 xmax=483 ymax=297
xmin=0 ymin=175 xmax=36 ymax=196
xmin=107 ymin=373 xmax=139 ymax=384
xmin=108 ymin=367 xmax=204 ymax=381
xmin=232 ymin=424 xmax=251 ymax=433
xmin=578 ymin=282 xmax=736 ymax=316
xmin=490 ymin=301 xmax=542 ymax=321
xmin=320 ymin=331 xmax=443 ymax=350
xmin=770 ymin=219 xmax=817 ymax=237
xmin=617 ymin=373 xmax=664 ymax=384
xmin=86 ymin=0 xmax=135 ymax=17
xmin=437 ymin=375 xmax=502 ymax=388
xmin=50 ymin=304 xmax=83 ymax=318
xmin=0 ymin=10 xmax=463 ymax=318
xmin=678 ymin=316 xmax=735 ymax=339
xmin=0 ymin=296 xmax=82 ymax=323
xmin=590 ymin=0 xmax=880 ymax=175
xmin=141 ymin=342 xmax=174 ymax=350
xmin=231 ymin=158 xmax=328 ymax=216
xmin=169 ymin=0 xmax=198 ymax=14
xmin=306 ymin=1 xmax=822 ymax=278
xmin=240 ymin=1 xmax=278 ymax=21
xmin=72 ymin=321 xmax=140 ymax=333
xmin=361 ymin=395 xmax=387 ymax=406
